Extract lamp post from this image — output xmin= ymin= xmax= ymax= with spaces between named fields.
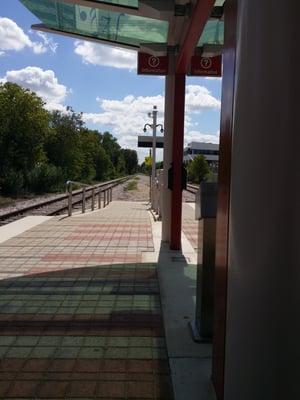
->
xmin=143 ymin=105 xmax=164 ymax=209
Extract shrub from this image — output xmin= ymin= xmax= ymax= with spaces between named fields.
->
xmin=26 ymin=164 xmax=64 ymax=193
xmin=0 ymin=170 xmax=24 ymax=196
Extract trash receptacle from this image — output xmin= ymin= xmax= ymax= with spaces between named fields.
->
xmin=190 ymin=182 xmax=218 ymax=342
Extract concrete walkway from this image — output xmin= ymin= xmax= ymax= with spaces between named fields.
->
xmin=0 ymin=202 xmax=173 ymax=399
xmin=0 ymin=201 xmax=214 ymax=400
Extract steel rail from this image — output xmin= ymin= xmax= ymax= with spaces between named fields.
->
xmin=185 ymin=183 xmax=199 ymax=194
xmin=0 ymin=176 xmax=130 ymax=224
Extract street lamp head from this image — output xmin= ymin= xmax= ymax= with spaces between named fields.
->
xmin=143 ymin=127 xmax=147 ymax=133
xmin=148 ymin=112 xmax=152 ymax=118
xmin=160 ymin=128 xmax=164 ymax=134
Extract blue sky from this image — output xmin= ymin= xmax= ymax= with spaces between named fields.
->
xmin=0 ymin=0 xmax=222 ymax=162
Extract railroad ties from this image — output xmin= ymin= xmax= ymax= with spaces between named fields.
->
xmin=0 ymin=177 xmax=129 ymax=226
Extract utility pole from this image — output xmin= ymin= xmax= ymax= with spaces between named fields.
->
xmin=149 ymin=149 xmax=152 ymax=204
xmin=151 ymin=105 xmax=158 ymax=190
xmin=143 ymin=105 xmax=163 ymax=209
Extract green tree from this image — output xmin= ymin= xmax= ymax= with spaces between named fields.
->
xmin=187 ymin=155 xmax=211 ymax=184
xmin=0 ymin=82 xmax=131 ymax=196
xmin=121 ymin=149 xmax=138 ymax=175
xmin=46 ymin=109 xmax=84 ymax=181
xmin=0 ymin=82 xmax=50 ymax=194
xmin=101 ymin=131 xmax=121 ymax=165
xmin=79 ymin=128 xmax=114 ymax=181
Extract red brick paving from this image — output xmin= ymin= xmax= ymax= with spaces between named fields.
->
xmin=41 ymin=253 xmax=142 ymax=263
xmin=0 ymin=202 xmax=174 ymax=399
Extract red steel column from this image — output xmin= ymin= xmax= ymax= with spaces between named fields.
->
xmin=170 ymin=73 xmax=186 ymax=250
xmin=212 ymin=0 xmax=237 ymax=398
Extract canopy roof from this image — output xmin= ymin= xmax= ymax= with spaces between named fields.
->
xmin=20 ymin=0 xmax=224 ymax=52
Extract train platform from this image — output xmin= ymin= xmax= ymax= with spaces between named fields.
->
xmin=0 ymin=200 xmax=210 ymax=400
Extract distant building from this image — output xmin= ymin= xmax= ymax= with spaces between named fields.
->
xmin=183 ymin=141 xmax=219 ymax=170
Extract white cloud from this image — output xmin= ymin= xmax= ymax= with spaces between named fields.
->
xmin=0 ymin=17 xmax=57 ymax=55
xmin=184 ymin=130 xmax=220 ymax=146
xmin=185 ymin=85 xmax=221 ymax=112
xmin=74 ymin=40 xmax=137 ymax=70
xmin=34 ymin=31 xmax=58 ymax=54
xmin=83 ymin=84 xmax=219 ymax=134
xmin=205 ymin=76 xmax=222 ymax=81
xmin=1 ymin=67 xmax=68 ymax=111
xmin=82 ymin=85 xmax=220 ymax=161
xmin=84 ymin=94 xmax=165 ymax=137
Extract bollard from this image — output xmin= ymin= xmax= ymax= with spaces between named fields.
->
xmin=67 ymin=181 xmax=72 ymax=217
xmin=82 ymin=187 xmax=86 ymax=213
xmin=98 ymin=189 xmax=101 ymax=209
xmin=91 ymin=188 xmax=95 ymax=211
xmin=190 ymin=182 xmax=218 ymax=342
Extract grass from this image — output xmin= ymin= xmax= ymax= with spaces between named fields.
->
xmin=0 ymin=196 xmax=15 ymax=209
xmin=124 ymin=180 xmax=138 ymax=191
xmin=133 ymin=176 xmax=140 ymax=181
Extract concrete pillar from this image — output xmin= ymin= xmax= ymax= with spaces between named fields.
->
xmin=162 ymin=53 xmax=175 ymax=242
xmin=224 ymin=1 xmax=300 ymax=399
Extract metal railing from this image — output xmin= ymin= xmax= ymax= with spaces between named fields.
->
xmin=151 ymin=169 xmax=163 ymax=219
xmin=65 ymin=177 xmax=127 ymax=217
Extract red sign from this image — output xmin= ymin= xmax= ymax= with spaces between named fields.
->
xmin=190 ymin=55 xmax=222 ymax=77
xmin=138 ymin=53 xmax=169 ymax=75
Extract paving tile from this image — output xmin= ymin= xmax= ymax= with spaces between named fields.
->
xmin=6 ymin=380 xmax=38 ymax=398
xmin=6 ymin=347 xmax=32 ymax=358
xmin=98 ymin=381 xmax=125 ymax=398
xmin=79 ymin=347 xmax=104 ymax=358
xmin=0 ymin=202 xmax=173 ymax=399
xmin=0 ymin=358 xmax=25 ymax=371
xmin=127 ymin=381 xmax=155 ymax=399
xmin=0 ymin=380 xmax=11 ymax=397
xmin=74 ymin=359 xmax=101 ymax=373
xmin=50 ymin=359 xmax=76 ymax=372
xmin=38 ymin=336 xmax=62 ymax=346
xmin=61 ymin=336 xmax=85 ymax=347
xmin=127 ymin=360 xmax=153 ymax=373
xmin=104 ymin=347 xmax=128 ymax=359
xmin=84 ymin=336 xmax=106 ymax=347
xmin=15 ymin=336 xmax=39 ymax=346
xmin=37 ymin=380 xmax=69 ymax=398
xmin=55 ymin=347 xmax=80 ymax=358
xmin=23 ymin=358 xmax=51 ymax=371
xmin=128 ymin=347 xmax=153 ymax=359
xmin=67 ymin=380 xmax=97 ymax=397
xmin=103 ymin=359 xmax=126 ymax=372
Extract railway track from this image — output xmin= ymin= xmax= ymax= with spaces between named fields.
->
xmin=185 ymin=183 xmax=199 ymax=194
xmin=0 ymin=177 xmax=129 ymax=227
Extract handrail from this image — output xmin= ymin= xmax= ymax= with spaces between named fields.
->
xmin=66 ymin=180 xmax=89 ymax=188
xmin=65 ymin=176 xmax=129 ymax=216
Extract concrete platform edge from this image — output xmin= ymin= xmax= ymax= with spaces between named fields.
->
xmin=148 ymin=215 xmax=215 ymax=400
xmin=0 ymin=216 xmax=52 ymax=244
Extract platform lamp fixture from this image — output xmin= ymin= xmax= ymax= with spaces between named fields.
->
xmin=143 ymin=105 xmax=164 ymax=209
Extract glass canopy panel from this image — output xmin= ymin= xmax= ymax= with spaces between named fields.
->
xmin=94 ymin=0 xmax=138 ymax=8
xmin=197 ymin=20 xmax=224 ymax=46
xmin=214 ymin=0 xmax=225 ymax=5
xmin=20 ymin=0 xmax=168 ymax=48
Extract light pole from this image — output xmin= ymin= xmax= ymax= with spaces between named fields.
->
xmin=143 ymin=105 xmax=164 ymax=209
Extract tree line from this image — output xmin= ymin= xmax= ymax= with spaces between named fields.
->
xmin=140 ymin=156 xmax=213 ymax=184
xmin=0 ymin=82 xmax=138 ymax=196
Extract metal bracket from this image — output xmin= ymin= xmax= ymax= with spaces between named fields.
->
xmin=195 ymin=44 xmax=223 ymax=57
xmin=139 ymin=0 xmax=174 ymax=19
xmin=211 ymin=5 xmax=224 ymax=19
xmin=139 ymin=43 xmax=168 ymax=57
xmin=175 ymin=3 xmax=191 ymax=17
